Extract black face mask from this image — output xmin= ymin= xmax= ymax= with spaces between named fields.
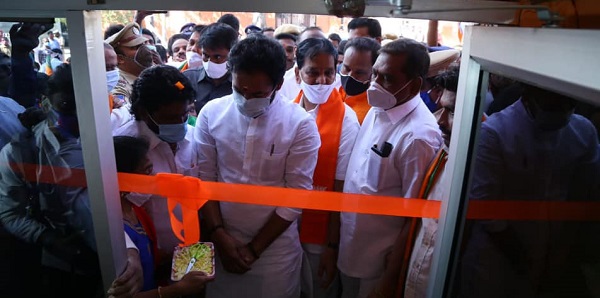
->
xmin=340 ymin=73 xmax=369 ymax=96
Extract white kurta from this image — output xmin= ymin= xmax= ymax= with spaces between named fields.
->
xmin=195 ymin=92 xmax=321 ymax=298
xmin=338 ymin=95 xmax=442 ymax=281
xmin=114 ymin=120 xmax=196 ymax=251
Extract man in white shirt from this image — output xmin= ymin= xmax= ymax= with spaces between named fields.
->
xmin=114 ymin=65 xmax=197 ymax=257
xmin=293 ymin=37 xmax=360 ymax=298
xmin=338 ymin=38 xmax=442 ymax=298
xmin=195 ymin=34 xmax=321 ymax=298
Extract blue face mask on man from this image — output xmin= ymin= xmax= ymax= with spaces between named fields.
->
xmin=148 ymin=113 xmax=188 ymax=143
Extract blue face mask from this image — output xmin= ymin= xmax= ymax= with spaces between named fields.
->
xmin=420 ymin=90 xmax=439 ymax=113
xmin=148 ymin=114 xmax=188 ymax=143
xmin=106 ymin=69 xmax=119 ymax=92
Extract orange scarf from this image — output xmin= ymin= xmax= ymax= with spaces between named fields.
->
xmin=294 ymin=89 xmax=345 ymax=244
xmin=340 ymin=87 xmax=370 ymax=125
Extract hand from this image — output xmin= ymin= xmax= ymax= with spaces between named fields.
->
xmin=150 ymin=49 xmax=163 ymax=65
xmin=134 ymin=10 xmax=168 ymax=25
xmin=317 ymin=247 xmax=338 ymax=289
xmin=10 ymin=23 xmax=49 ymax=54
xmin=213 ymin=230 xmax=251 ymax=274
xmin=112 ymin=95 xmax=124 ymax=109
xmin=236 ymin=244 xmax=258 ymax=267
xmin=173 ymin=271 xmax=215 ymax=296
xmin=107 ymin=248 xmax=143 ymax=298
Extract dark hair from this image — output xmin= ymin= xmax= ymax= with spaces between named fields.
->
xmin=348 ymin=18 xmax=382 ymax=39
xmin=47 ymin=63 xmax=76 ymax=113
xmin=141 ymin=28 xmax=156 ymax=44
xmin=130 ymin=65 xmax=196 ymax=118
xmin=433 ymin=66 xmax=460 ymax=92
xmin=380 ymin=38 xmax=430 ymax=79
xmin=338 ymin=40 xmax=348 ymax=55
xmin=228 ymin=34 xmax=287 ymax=87
xmin=193 ymin=24 xmax=207 ymax=34
xmin=200 ymin=23 xmax=238 ymax=51
xmin=296 ymin=38 xmax=337 ymax=69
xmin=344 ymin=37 xmax=381 ymax=65
xmin=104 ymin=24 xmax=125 ymax=40
xmin=328 ymin=33 xmax=342 ymax=42
xmin=263 ymin=27 xmax=275 ymax=33
xmin=217 ymin=14 xmax=240 ymax=32
xmin=167 ymin=33 xmax=189 ymax=56
xmin=113 ymin=136 xmax=150 ymax=174
xmin=155 ymin=44 xmax=167 ymax=63
xmin=275 ymin=33 xmax=297 ymax=43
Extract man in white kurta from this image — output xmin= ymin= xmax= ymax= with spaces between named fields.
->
xmin=195 ymin=34 xmax=321 ymax=298
xmin=337 ymin=39 xmax=442 ymax=298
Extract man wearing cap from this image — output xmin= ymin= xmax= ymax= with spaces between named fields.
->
xmin=244 ymin=25 xmax=263 ymax=36
xmin=106 ymin=23 xmax=154 ymax=106
xmin=106 ymin=23 xmax=154 ymax=130
xmin=420 ymin=49 xmax=460 ymax=112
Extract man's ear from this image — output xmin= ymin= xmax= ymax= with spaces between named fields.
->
xmin=410 ymin=77 xmax=423 ymax=97
xmin=294 ymin=66 xmax=300 ymax=85
xmin=117 ymin=54 xmax=126 ymax=66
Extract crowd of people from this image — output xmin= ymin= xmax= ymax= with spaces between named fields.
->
xmin=0 ymin=11 xmax=598 ymax=298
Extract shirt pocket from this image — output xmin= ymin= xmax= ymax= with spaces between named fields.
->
xmin=259 ymin=149 xmax=287 ymax=183
xmin=366 ymin=151 xmax=390 ymax=190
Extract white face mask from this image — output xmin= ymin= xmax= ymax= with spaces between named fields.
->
xmin=125 ymin=192 xmax=152 ymax=207
xmin=186 ymin=52 xmax=203 ymax=69
xmin=203 ymin=60 xmax=228 ymax=79
xmin=300 ymin=79 xmax=335 ymax=105
xmin=106 ymin=69 xmax=120 ymax=92
xmin=367 ymin=80 xmax=413 ymax=109
xmin=232 ymin=89 xmax=274 ymax=118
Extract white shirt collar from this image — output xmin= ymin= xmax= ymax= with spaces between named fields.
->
xmin=383 ymin=94 xmax=421 ymax=125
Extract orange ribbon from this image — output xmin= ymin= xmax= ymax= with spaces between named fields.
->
xmin=8 ymin=163 xmax=600 ymax=247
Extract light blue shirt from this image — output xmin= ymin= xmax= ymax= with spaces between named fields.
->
xmin=0 ymin=96 xmax=26 ymax=149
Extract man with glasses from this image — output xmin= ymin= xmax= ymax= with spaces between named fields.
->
xmin=183 ymin=23 xmax=238 ymax=113
xmin=195 ymin=34 xmax=320 ymax=298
